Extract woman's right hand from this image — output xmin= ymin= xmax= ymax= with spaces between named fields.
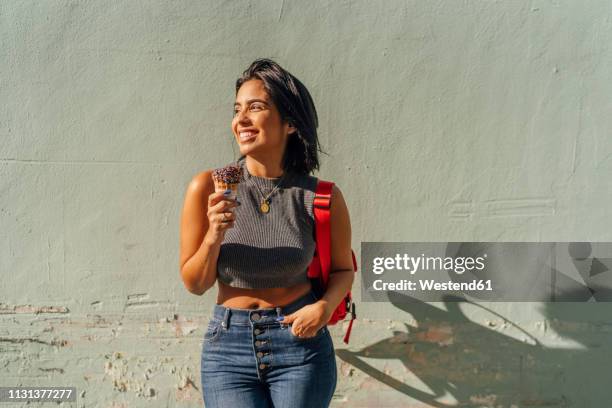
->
xmin=205 ymin=190 xmax=238 ymax=244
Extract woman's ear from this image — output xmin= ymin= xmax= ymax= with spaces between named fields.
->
xmin=286 ymin=118 xmax=297 ymax=135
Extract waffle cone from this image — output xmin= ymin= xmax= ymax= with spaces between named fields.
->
xmin=213 ymin=180 xmax=240 ymax=193
xmin=213 ymin=179 xmax=240 ymax=202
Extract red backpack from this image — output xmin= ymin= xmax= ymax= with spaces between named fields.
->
xmin=307 ymin=180 xmax=357 ymax=344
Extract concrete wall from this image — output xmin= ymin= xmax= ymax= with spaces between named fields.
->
xmin=2 ymin=0 xmax=611 ymax=406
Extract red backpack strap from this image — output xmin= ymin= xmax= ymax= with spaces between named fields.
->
xmin=343 ymin=316 xmax=355 ymax=344
xmin=313 ymin=180 xmax=357 ymax=344
xmin=313 ymin=180 xmax=334 ymax=286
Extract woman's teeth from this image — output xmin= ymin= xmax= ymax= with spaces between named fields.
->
xmin=239 ymin=132 xmax=258 ymax=142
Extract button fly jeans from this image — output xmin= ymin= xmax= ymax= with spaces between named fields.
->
xmin=200 ymin=290 xmax=337 ymax=408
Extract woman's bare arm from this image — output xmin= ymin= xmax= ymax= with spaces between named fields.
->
xmin=319 ymin=184 xmax=355 ymax=316
xmin=179 ymin=170 xmax=236 ymax=295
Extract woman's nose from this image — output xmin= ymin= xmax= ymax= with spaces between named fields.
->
xmin=235 ymin=108 xmax=250 ymax=122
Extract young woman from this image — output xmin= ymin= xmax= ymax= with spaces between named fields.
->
xmin=179 ymin=58 xmax=354 ymax=408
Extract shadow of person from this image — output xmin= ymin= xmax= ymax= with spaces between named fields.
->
xmin=335 ymin=290 xmax=611 ymax=407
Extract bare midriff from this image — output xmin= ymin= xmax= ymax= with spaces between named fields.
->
xmin=217 ymin=280 xmax=313 ymax=309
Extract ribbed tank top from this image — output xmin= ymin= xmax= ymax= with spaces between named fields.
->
xmin=216 ymin=157 xmax=318 ymax=289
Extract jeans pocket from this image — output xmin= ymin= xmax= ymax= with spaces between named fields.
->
xmin=288 ymin=324 xmax=327 ymax=341
xmin=203 ymin=319 xmax=223 ymax=343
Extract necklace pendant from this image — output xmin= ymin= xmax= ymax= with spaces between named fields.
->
xmin=260 ymin=200 xmax=270 ymax=214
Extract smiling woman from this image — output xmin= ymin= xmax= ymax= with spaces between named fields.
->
xmin=232 ymin=81 xmax=291 ymax=167
xmin=234 ymin=98 xmax=267 ymax=144
xmin=179 ymin=58 xmax=354 ymax=408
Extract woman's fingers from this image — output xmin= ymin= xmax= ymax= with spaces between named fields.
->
xmin=207 ymin=196 xmax=237 ymax=219
xmin=208 ymin=191 xmax=240 ymax=211
xmin=211 ymin=214 xmax=234 ymax=231
xmin=206 ymin=191 xmax=238 ymax=232
xmin=211 ymin=199 xmax=237 ymax=215
xmin=284 ymin=312 xmax=321 ymax=337
xmin=208 ymin=190 xmax=231 ymax=207
xmin=219 ymin=211 xmax=235 ymax=223
xmin=290 ymin=320 xmax=317 ymax=338
xmin=294 ymin=325 xmax=315 ymax=338
xmin=209 ymin=195 xmax=237 ymax=212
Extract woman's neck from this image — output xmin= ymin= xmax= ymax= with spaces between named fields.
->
xmin=244 ymin=156 xmax=285 ymax=179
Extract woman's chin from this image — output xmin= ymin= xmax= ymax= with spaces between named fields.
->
xmin=238 ymin=143 xmax=258 ymax=156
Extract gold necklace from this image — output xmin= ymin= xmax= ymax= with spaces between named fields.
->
xmin=244 ymin=165 xmax=288 ymax=214
xmin=243 ymin=163 xmax=287 ymax=214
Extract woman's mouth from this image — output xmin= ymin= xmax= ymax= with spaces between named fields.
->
xmin=239 ymin=131 xmax=258 ymax=143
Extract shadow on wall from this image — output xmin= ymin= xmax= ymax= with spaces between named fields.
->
xmin=336 ymin=290 xmax=612 ymax=407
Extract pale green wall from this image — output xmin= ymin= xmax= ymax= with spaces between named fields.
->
xmin=2 ymin=0 xmax=612 ymax=407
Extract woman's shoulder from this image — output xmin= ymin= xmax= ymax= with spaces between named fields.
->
xmin=186 ymin=169 xmax=215 ymax=196
xmin=289 ymin=172 xmax=319 ymax=193
xmin=299 ymin=174 xmax=342 ymax=193
xmin=291 ymin=173 xmax=347 ymax=200
xmin=305 ymin=176 xmax=345 ymax=208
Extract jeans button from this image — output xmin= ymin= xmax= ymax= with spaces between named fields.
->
xmin=255 ymin=340 xmax=262 ymax=347
xmin=251 ymin=313 xmax=261 ymax=321
xmin=259 ymin=363 xmax=267 ymax=370
xmin=254 ymin=328 xmax=261 ymax=335
xmin=256 ymin=351 xmax=263 ymax=358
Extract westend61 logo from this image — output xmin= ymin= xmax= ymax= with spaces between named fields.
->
xmin=361 ymin=242 xmax=612 ymax=302
xmin=372 ymin=253 xmax=487 ymax=275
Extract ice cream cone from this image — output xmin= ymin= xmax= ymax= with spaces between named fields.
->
xmin=212 ymin=164 xmax=243 ymax=200
xmin=213 ymin=180 xmax=240 ymax=200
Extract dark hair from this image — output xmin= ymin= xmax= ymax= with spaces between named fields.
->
xmin=235 ymin=58 xmax=324 ymax=175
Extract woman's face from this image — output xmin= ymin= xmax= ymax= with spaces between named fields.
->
xmin=232 ymin=79 xmax=295 ymax=160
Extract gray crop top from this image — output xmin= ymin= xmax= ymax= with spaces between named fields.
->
xmin=216 ymin=157 xmax=318 ymax=289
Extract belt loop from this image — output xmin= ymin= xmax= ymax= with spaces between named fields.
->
xmin=275 ymin=306 xmax=285 ymax=330
xmin=222 ymin=308 xmax=230 ymax=329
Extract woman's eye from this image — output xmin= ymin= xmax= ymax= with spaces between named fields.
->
xmin=233 ymin=104 xmax=263 ymax=116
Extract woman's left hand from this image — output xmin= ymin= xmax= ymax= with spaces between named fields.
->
xmin=279 ymin=301 xmax=332 ymax=338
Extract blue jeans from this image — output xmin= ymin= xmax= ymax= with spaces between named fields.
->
xmin=200 ymin=290 xmax=337 ymax=408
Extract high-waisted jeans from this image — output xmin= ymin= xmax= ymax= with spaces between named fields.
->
xmin=200 ymin=289 xmax=337 ymax=408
